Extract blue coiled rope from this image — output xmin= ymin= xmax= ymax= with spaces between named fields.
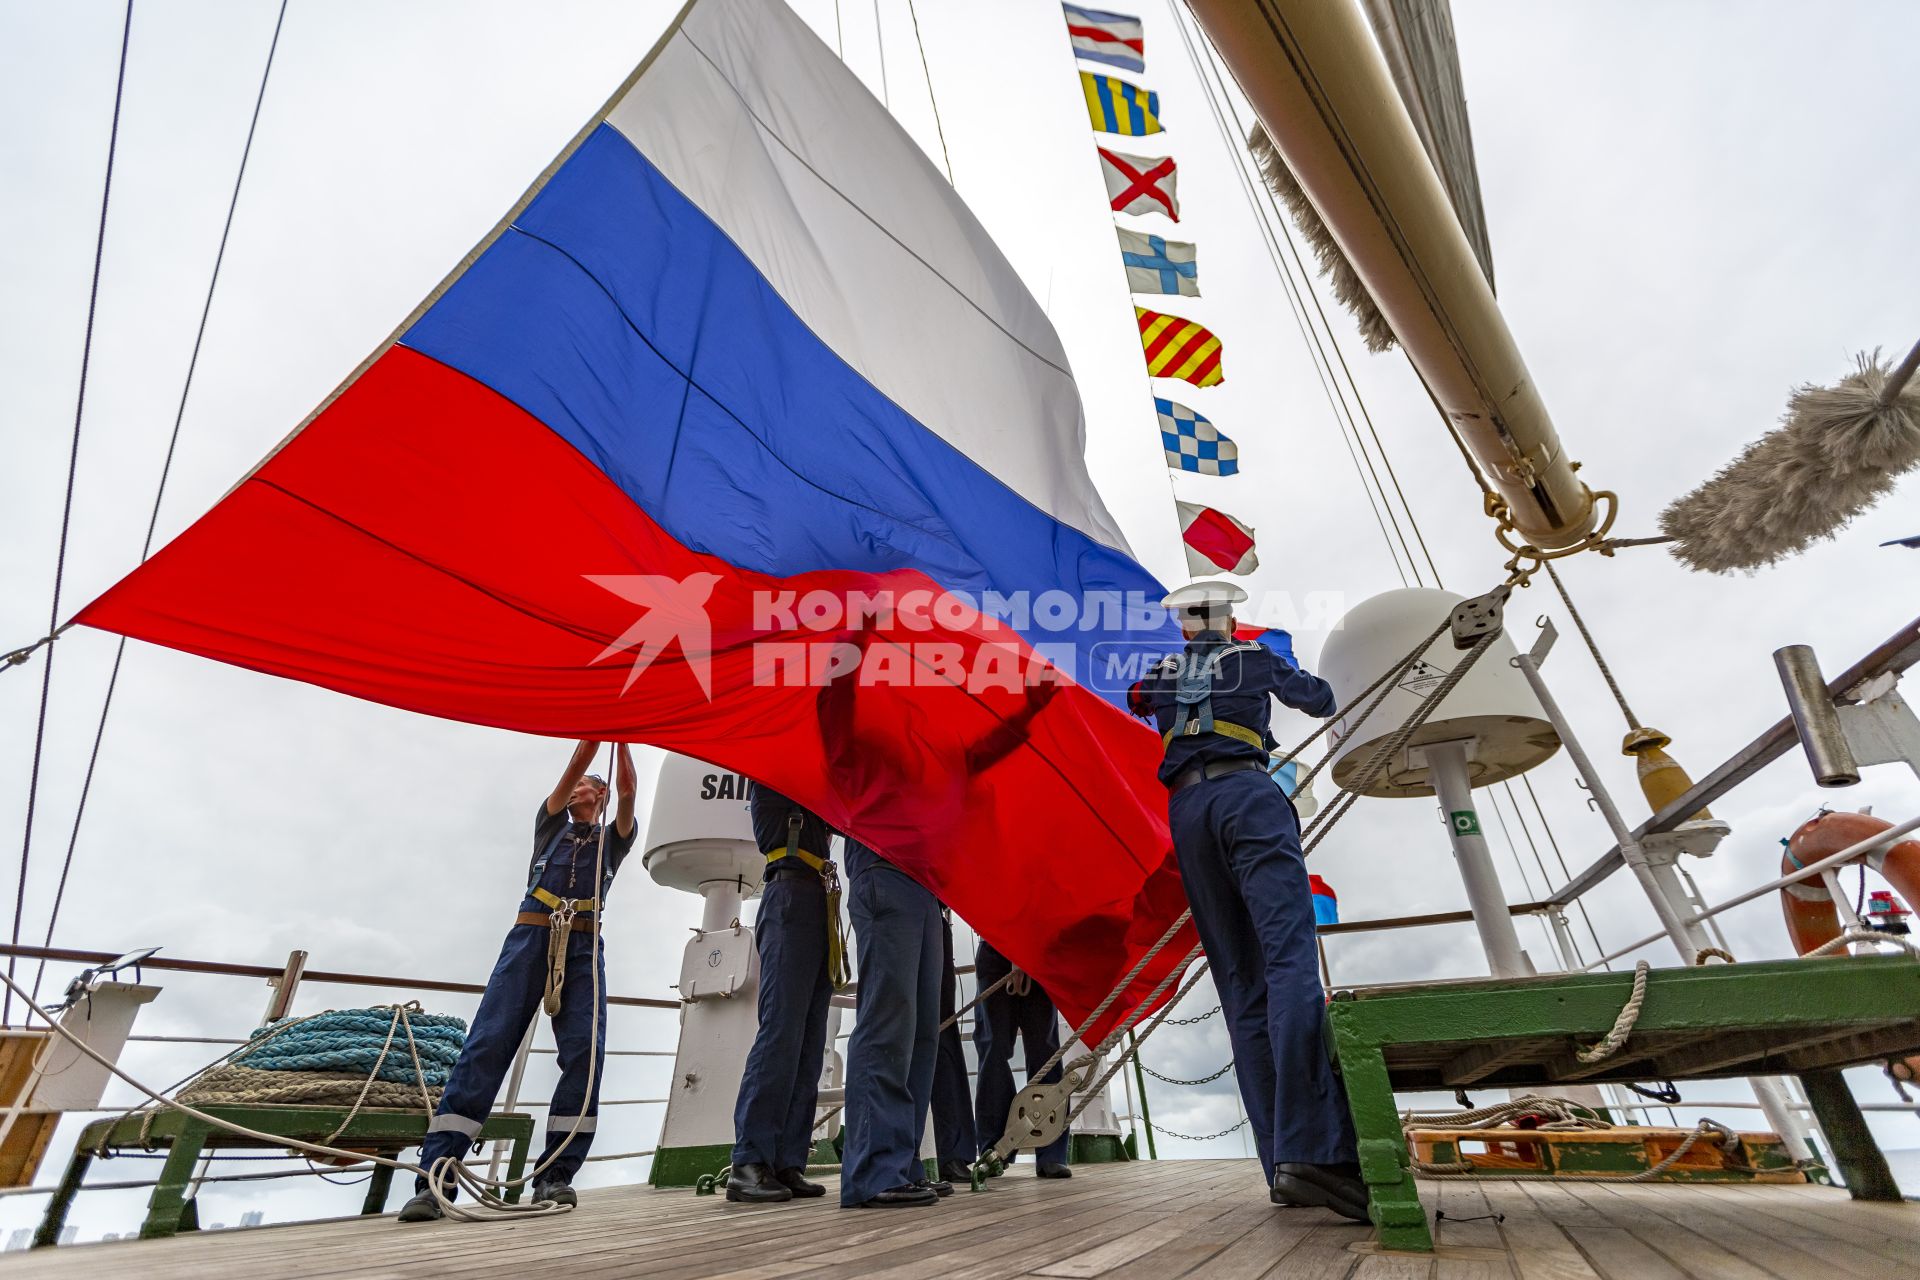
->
xmin=234 ymin=1008 xmax=469 ymax=1086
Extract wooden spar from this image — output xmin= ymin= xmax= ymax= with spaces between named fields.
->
xmin=1187 ymin=0 xmax=1600 ymax=552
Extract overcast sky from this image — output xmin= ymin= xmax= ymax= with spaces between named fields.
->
xmin=2 ymin=0 xmax=1917 ymax=1241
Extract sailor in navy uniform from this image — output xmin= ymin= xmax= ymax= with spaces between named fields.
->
xmin=930 ymin=906 xmax=978 ymax=1187
xmin=400 ymin=740 xmax=637 ymax=1223
xmin=973 ymin=939 xmax=1073 ymax=1178
xmin=1128 ymin=581 xmax=1365 ymax=1220
xmin=726 ymin=783 xmax=841 ymax=1203
xmin=840 ymin=837 xmax=946 ymax=1208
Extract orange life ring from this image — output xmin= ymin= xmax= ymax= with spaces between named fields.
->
xmin=1783 ymin=810 xmax=1920 ymax=1081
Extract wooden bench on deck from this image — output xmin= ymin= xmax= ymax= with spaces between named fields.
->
xmin=1327 ymin=953 xmax=1920 ymax=1251
xmin=33 ymin=1103 xmax=535 ymax=1245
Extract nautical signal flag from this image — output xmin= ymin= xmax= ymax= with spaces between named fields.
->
xmin=1177 ymin=500 xmax=1258 ymax=575
xmin=1119 ymin=229 xmax=1197 ymax=296
xmin=1098 ymin=147 xmax=1178 ymax=219
xmin=1157 ymin=397 xmax=1236 ymax=475
xmin=1062 ymin=4 xmax=1145 ymax=73
xmin=1081 ymin=71 xmax=1161 ymax=135
xmin=1309 ymin=875 xmax=1340 ymax=927
xmin=1137 ymin=306 xmax=1223 ymax=386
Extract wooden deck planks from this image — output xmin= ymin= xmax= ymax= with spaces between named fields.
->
xmin=0 ymin=1159 xmax=1910 ymax=1280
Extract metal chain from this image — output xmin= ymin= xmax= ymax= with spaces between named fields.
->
xmin=1140 ymin=1060 xmax=1233 ymax=1087
xmin=1158 ymin=1004 xmax=1220 ymax=1026
xmin=1544 ymin=560 xmax=1640 ymax=729
xmin=1146 ymin=1116 xmax=1250 ymax=1142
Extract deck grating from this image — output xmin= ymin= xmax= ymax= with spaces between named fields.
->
xmin=0 ymin=1158 xmax=1912 ymax=1279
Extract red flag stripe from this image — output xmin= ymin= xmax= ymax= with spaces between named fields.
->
xmin=1142 ymin=317 xmax=1187 ymax=363
xmin=1066 ymin=24 xmax=1145 ymax=54
xmin=1163 ymin=327 xmax=1216 ymax=375
xmin=1185 ymin=344 xmax=1223 ymax=386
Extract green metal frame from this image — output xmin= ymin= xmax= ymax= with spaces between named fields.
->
xmin=34 ymin=1104 xmax=535 ymax=1246
xmin=1327 ymin=955 xmax=1920 ymax=1252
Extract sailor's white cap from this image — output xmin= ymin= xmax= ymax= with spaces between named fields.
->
xmin=1161 ymin=580 xmax=1248 ymax=611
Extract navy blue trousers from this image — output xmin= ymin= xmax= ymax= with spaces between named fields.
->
xmin=841 ymin=865 xmax=940 ymax=1206
xmin=1169 ymin=769 xmax=1355 ymax=1181
xmin=972 ymin=941 xmax=1070 ymax=1164
xmin=732 ymin=869 xmax=834 ymax=1171
xmin=417 ymin=923 xmax=606 ymax=1196
xmin=930 ymin=914 xmax=976 ymax=1167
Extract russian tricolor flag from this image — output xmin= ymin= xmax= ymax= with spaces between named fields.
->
xmin=76 ymin=0 xmax=1195 ymax=1037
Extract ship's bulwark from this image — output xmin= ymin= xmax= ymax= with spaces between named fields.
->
xmin=75 ymin=0 xmax=1195 ymax=1039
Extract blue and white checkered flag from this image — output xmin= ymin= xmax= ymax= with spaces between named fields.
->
xmin=1157 ymin=397 xmax=1238 ymax=475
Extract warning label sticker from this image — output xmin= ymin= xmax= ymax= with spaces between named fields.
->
xmin=1400 ymin=658 xmax=1451 ymax=698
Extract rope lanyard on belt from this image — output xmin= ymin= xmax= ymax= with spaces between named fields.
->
xmin=527 ymin=824 xmax=614 ymax=1019
xmin=768 ymin=812 xmax=853 ymax=993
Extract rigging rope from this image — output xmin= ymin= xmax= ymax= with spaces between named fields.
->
xmin=1544 ymin=560 xmax=1640 ymax=729
xmin=29 ymin=0 xmax=293 ymax=1008
xmin=1163 ymin=2 xmax=1413 ymax=587
xmin=903 ymin=0 xmax=953 ymax=185
xmin=9 ymin=0 xmax=136 ymax=1029
xmin=1182 ymin=14 xmax=1446 ymax=587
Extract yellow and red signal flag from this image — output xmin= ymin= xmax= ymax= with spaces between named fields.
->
xmin=1136 ymin=306 xmax=1223 ymax=387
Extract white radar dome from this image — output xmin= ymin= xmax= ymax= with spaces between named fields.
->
xmin=1318 ymin=588 xmax=1558 ymax=798
xmin=643 ymin=753 xmax=764 ymax=897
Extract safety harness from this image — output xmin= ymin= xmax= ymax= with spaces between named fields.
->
xmin=1162 ymin=636 xmax=1266 ymax=752
xmin=765 ymin=811 xmax=852 ymax=992
xmin=524 ymin=821 xmax=618 ymax=1016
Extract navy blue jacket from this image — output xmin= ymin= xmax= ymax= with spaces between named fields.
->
xmin=1129 ymin=634 xmax=1338 ymax=785
xmin=748 ymin=783 xmax=837 ymax=879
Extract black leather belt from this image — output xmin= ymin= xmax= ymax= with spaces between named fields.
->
xmin=1168 ymin=758 xmax=1264 ymax=794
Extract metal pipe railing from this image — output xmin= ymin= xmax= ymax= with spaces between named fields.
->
xmin=0 ymin=942 xmax=679 ymax=1010
xmin=1581 ymin=814 xmax=1920 ymax=970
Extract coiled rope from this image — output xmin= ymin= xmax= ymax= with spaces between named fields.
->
xmin=1575 ymin=960 xmax=1650 ymax=1065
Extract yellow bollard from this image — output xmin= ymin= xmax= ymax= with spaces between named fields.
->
xmin=1621 ymin=727 xmax=1711 ymax=821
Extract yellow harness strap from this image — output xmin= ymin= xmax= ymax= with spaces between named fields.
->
xmin=764 ymin=846 xmax=826 ymax=873
xmin=1163 ymin=718 xmax=1265 ymax=751
xmin=531 ymin=886 xmax=598 ymax=914
xmin=764 ymin=846 xmax=851 ymax=993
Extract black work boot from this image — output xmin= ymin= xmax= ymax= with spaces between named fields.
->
xmin=775 ymin=1167 xmax=826 ymax=1198
xmin=938 ymin=1158 xmax=973 ymax=1184
xmin=726 ymin=1162 xmax=794 ymax=1203
xmin=396 ymin=1191 xmax=444 ymax=1223
xmin=1036 ymin=1161 xmax=1072 ymax=1179
xmin=532 ymin=1176 xmax=578 ymax=1207
xmin=1270 ymin=1162 xmax=1368 ymax=1223
xmin=916 ymin=1175 xmax=954 ymax=1198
